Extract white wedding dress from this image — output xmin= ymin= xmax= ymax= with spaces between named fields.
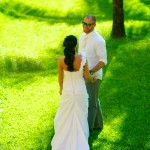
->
xmin=51 ymin=52 xmax=90 ymax=150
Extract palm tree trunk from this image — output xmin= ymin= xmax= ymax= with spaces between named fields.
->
xmin=111 ymin=0 xmax=126 ymax=38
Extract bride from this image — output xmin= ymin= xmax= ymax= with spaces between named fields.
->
xmin=51 ymin=35 xmax=96 ymax=150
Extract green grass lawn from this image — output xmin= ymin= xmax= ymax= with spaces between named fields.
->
xmin=0 ymin=0 xmax=150 ymax=150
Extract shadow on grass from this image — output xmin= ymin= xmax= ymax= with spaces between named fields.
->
xmin=11 ymin=0 xmax=150 ymax=25
xmin=89 ymin=130 xmax=103 ymax=148
xmin=0 ymin=53 xmax=57 ymax=89
xmin=46 ymin=128 xmax=54 ymax=150
xmin=0 ymin=56 xmax=57 ymax=74
xmin=83 ymin=0 xmax=112 ymax=20
xmin=0 ymin=0 xmax=149 ymax=24
xmin=0 ymin=45 xmax=60 ymax=75
xmin=0 ymin=1 xmax=83 ymax=24
xmin=89 ymin=37 xmax=150 ymax=149
xmin=124 ymin=0 xmax=150 ymax=21
xmin=140 ymin=0 xmax=150 ymax=5
xmin=126 ymin=22 xmax=150 ymax=38
xmin=0 ymin=0 xmax=113 ymax=25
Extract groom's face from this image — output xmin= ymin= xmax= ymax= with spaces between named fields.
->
xmin=82 ymin=17 xmax=96 ymax=34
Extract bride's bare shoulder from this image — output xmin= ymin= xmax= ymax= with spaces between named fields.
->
xmin=58 ymin=56 xmax=65 ymax=64
xmin=75 ymin=54 xmax=82 ymax=59
xmin=58 ymin=56 xmax=65 ymax=60
xmin=74 ymin=54 xmax=82 ymax=65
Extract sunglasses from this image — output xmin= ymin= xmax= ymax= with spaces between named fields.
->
xmin=82 ymin=21 xmax=95 ymax=27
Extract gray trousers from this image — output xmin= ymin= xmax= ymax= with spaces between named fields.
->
xmin=85 ymin=79 xmax=103 ymax=132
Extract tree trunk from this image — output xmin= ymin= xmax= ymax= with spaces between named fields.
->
xmin=111 ymin=0 xmax=125 ymax=38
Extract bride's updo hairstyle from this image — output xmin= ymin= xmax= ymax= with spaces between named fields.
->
xmin=63 ymin=35 xmax=77 ymax=71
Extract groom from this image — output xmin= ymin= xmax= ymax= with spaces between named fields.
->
xmin=78 ymin=14 xmax=107 ymax=134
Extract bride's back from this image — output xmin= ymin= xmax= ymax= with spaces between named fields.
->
xmin=61 ymin=54 xmax=83 ymax=72
xmin=62 ymin=52 xmax=87 ymax=94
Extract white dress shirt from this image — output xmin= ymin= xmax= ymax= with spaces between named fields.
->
xmin=78 ymin=30 xmax=107 ymax=80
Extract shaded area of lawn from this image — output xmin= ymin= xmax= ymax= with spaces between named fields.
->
xmin=0 ymin=0 xmax=149 ymax=24
xmin=88 ymin=37 xmax=150 ymax=149
xmin=0 ymin=0 xmax=113 ymax=23
xmin=0 ymin=55 xmax=57 ymax=74
xmin=126 ymin=21 xmax=150 ymax=38
xmin=0 ymin=1 xmax=87 ymax=24
xmin=124 ymin=0 xmax=150 ymax=21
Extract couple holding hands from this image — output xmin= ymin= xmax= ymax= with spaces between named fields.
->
xmin=51 ymin=14 xmax=107 ymax=150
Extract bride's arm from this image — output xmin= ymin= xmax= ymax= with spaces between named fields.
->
xmin=58 ymin=57 xmax=64 ymax=95
xmin=83 ymin=60 xmax=96 ymax=83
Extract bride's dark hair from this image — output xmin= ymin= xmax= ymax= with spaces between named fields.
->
xmin=63 ymin=35 xmax=77 ymax=71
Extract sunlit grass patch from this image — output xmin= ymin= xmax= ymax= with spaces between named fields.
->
xmin=89 ymin=114 xmax=127 ymax=149
xmin=0 ymin=13 xmax=83 ymax=72
xmin=0 ymin=0 xmax=150 ymax=149
xmin=0 ymin=72 xmax=58 ymax=149
xmin=102 ymin=114 xmax=127 ymax=141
